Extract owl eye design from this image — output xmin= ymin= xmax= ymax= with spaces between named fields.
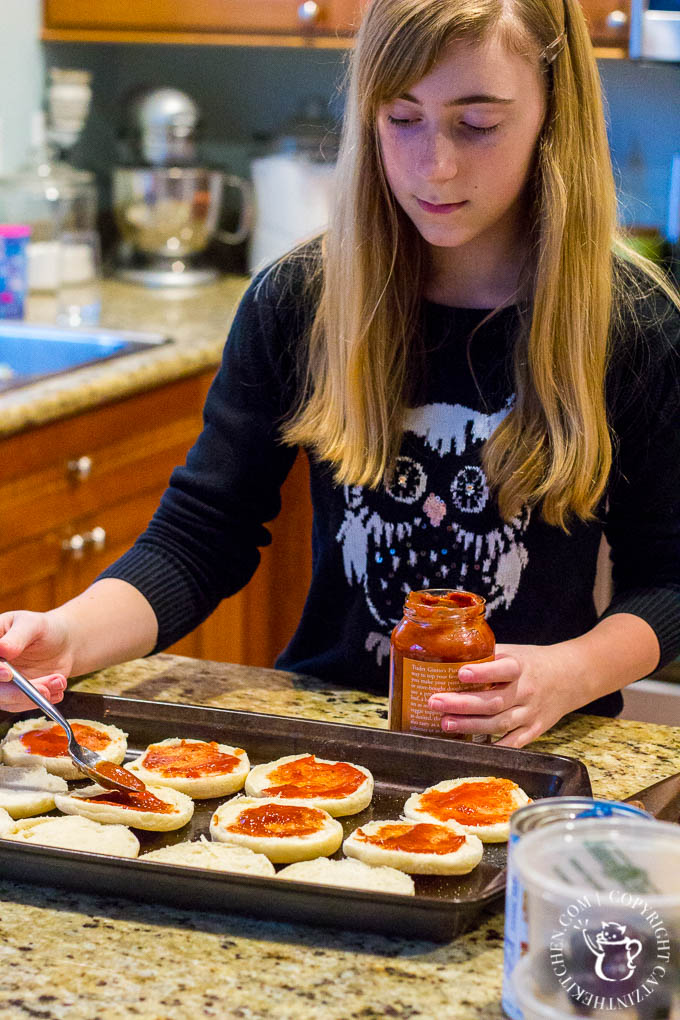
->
xmin=450 ymin=465 xmax=489 ymax=514
xmin=386 ymin=456 xmax=427 ymax=504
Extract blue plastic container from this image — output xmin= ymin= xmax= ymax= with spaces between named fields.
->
xmin=0 ymin=224 xmax=31 ymax=319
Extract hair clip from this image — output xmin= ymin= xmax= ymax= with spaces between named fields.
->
xmin=541 ymin=30 xmax=566 ymax=64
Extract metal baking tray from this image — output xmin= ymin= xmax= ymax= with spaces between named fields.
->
xmin=0 ymin=691 xmax=591 ymax=941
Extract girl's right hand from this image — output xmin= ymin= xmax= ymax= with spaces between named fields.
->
xmin=0 ymin=610 xmax=74 ymax=713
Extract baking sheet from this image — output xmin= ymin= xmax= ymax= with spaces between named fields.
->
xmin=0 ymin=691 xmax=591 ymax=941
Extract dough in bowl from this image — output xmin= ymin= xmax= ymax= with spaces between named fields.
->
xmin=2 ymin=815 xmax=140 ymax=857
xmin=244 ymin=753 xmax=373 ymax=817
xmin=54 ymin=782 xmax=194 ymax=831
xmin=1 ymin=716 xmax=127 ymax=780
xmin=403 ymin=776 xmax=530 ymax=842
xmin=126 ymin=738 xmax=250 ymax=798
xmin=0 ymin=764 xmax=68 ymax=818
xmin=343 ymin=819 xmax=483 ymax=875
xmin=277 ymin=857 xmax=415 ymax=895
xmin=210 ymin=796 xmax=343 ymax=863
xmin=140 ymin=836 xmax=275 ymax=876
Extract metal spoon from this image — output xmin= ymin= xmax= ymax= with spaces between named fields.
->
xmin=3 ymin=659 xmax=144 ymax=794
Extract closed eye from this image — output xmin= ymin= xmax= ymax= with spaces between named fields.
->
xmin=386 ymin=116 xmax=500 ymax=136
xmin=386 ymin=115 xmax=418 ymax=127
xmin=463 ymin=123 xmax=499 ymax=135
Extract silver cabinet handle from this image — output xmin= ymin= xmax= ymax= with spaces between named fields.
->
xmin=88 ymin=526 xmax=107 ymax=550
xmin=62 ymin=533 xmax=86 ymax=557
xmin=61 ymin=527 xmax=106 ymax=558
xmin=67 ymin=455 xmax=92 ymax=481
xmin=606 ymin=9 xmax=628 ymax=28
xmin=298 ymin=1 xmax=321 ymax=24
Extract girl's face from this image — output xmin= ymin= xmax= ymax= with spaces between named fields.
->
xmin=376 ymin=35 xmax=547 ymax=261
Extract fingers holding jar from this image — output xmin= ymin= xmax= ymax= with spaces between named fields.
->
xmin=425 ymin=643 xmax=576 ymax=748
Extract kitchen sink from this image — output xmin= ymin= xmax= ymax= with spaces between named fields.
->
xmin=0 ymin=322 xmax=171 ymax=392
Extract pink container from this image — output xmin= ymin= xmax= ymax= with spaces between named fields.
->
xmin=0 ymin=224 xmax=31 ymax=318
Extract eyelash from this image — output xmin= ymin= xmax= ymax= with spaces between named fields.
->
xmin=386 ymin=115 xmax=499 ymax=135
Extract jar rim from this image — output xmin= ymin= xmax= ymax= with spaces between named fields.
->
xmin=403 ymin=588 xmax=486 ymax=619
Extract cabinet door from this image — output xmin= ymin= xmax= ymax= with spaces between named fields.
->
xmin=44 ymin=0 xmax=363 ymax=37
xmin=0 ymin=370 xmax=313 ymax=671
xmin=579 ymin=0 xmax=630 ymax=50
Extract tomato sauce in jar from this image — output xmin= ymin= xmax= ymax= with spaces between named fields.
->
xmin=389 ymin=589 xmax=495 ymax=740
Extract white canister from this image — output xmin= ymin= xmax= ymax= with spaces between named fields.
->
xmin=511 ymin=816 xmax=680 ymax=1019
xmin=248 ymin=154 xmax=335 ymax=273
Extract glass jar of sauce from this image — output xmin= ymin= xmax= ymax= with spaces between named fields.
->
xmin=389 ymin=589 xmax=495 ymax=741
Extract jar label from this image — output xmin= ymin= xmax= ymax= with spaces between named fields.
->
xmin=401 ymin=657 xmax=493 ymax=735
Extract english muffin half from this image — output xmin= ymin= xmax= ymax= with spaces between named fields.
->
xmin=344 ymin=819 xmax=483 ymax=875
xmin=54 ymin=782 xmax=194 ymax=831
xmin=245 ymin=753 xmax=373 ymax=817
xmin=126 ymin=738 xmax=250 ymax=799
xmin=3 ymin=815 xmax=140 ymax=857
xmin=210 ymin=796 xmax=343 ymax=863
xmin=277 ymin=857 xmax=415 ymax=895
xmin=0 ymin=764 xmax=68 ymax=818
xmin=403 ymin=776 xmax=530 ymax=842
xmin=1 ymin=716 xmax=127 ymax=780
xmin=140 ymin=836 xmax=275 ymax=876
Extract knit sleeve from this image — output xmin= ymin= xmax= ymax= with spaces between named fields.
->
xmin=97 ymin=258 xmax=312 ymax=651
xmin=601 ymin=286 xmax=680 ymax=668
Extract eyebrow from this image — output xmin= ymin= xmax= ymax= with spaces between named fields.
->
xmin=396 ymin=92 xmax=514 ymax=106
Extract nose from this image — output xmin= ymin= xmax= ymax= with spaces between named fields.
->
xmin=417 ymin=128 xmax=458 ymax=183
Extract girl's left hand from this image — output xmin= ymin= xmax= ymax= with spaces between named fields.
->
xmin=426 ymin=643 xmax=581 ymax=748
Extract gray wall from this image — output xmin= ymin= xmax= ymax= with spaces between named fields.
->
xmin=46 ymin=42 xmax=680 ymax=235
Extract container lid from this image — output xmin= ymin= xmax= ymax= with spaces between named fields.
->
xmin=514 ymin=816 xmax=680 ymax=906
xmin=0 ymin=224 xmax=31 ymax=238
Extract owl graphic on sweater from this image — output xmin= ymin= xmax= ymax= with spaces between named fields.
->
xmin=337 ymin=402 xmax=531 ymax=664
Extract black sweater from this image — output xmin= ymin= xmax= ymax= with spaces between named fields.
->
xmin=100 ymin=253 xmax=680 ymax=717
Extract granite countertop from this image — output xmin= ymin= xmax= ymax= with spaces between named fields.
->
xmin=0 ymin=275 xmax=250 ymax=438
xmin=2 ymin=654 xmax=680 ymax=1020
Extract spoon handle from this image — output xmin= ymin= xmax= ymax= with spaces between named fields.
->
xmin=1 ymin=659 xmax=74 ymax=742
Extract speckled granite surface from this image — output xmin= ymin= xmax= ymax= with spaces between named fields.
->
xmin=0 ymin=276 xmax=249 ymax=438
xmin=2 ymin=654 xmax=680 ymax=1020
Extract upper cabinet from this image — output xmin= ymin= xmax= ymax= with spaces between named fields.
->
xmin=42 ymin=0 xmax=365 ymax=47
xmin=42 ymin=0 xmax=628 ymax=54
xmin=580 ymin=0 xmax=630 ymax=52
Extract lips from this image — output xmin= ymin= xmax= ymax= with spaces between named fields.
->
xmin=416 ymin=198 xmax=467 ymax=214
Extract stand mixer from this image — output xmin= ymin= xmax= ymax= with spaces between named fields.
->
xmin=113 ymin=88 xmax=252 ymax=287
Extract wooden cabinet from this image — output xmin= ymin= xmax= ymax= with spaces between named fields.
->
xmin=0 ymin=370 xmax=313 ymax=670
xmin=580 ymin=0 xmax=630 ymax=52
xmin=43 ymin=0 xmax=626 ymax=51
xmin=42 ymin=0 xmax=365 ymax=46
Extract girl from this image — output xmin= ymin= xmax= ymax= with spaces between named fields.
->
xmin=1 ymin=0 xmax=678 ymax=747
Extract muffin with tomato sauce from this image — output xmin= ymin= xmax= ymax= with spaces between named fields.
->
xmin=403 ymin=776 xmax=530 ymax=842
xmin=1 ymin=716 xmax=127 ymax=780
xmin=126 ymin=737 xmax=250 ymax=799
xmin=343 ymin=818 xmax=483 ymax=874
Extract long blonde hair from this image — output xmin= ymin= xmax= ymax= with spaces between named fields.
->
xmin=282 ymin=0 xmax=678 ymax=530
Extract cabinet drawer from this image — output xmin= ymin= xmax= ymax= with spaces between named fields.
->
xmin=0 ymin=488 xmax=163 ymax=607
xmin=44 ymin=0 xmax=362 ymax=37
xmin=0 ymin=373 xmax=213 ymax=551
